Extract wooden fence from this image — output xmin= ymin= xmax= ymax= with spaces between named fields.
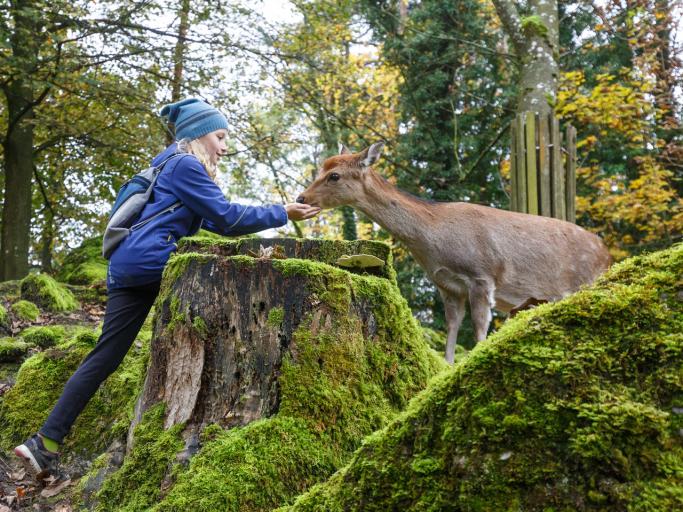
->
xmin=510 ymin=112 xmax=577 ymax=222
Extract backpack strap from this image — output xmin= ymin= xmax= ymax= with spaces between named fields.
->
xmin=130 ymin=153 xmax=187 ymax=231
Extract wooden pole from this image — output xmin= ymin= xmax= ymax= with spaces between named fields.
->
xmin=538 ymin=114 xmax=551 ymax=217
xmin=510 ymin=122 xmax=517 ymax=212
xmin=515 ymin=114 xmax=527 ymax=213
xmin=525 ymin=112 xmax=538 ymax=215
xmin=550 ymin=117 xmax=565 ymax=220
xmin=566 ymin=125 xmax=577 ymax=223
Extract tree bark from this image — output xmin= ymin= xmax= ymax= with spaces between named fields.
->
xmin=492 ymin=0 xmax=559 ymax=115
xmin=166 ymin=0 xmax=191 ymax=146
xmin=0 ymin=0 xmax=40 ymax=280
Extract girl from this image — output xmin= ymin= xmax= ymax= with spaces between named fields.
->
xmin=14 ymin=98 xmax=320 ymax=479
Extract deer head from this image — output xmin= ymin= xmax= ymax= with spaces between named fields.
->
xmin=296 ymin=142 xmax=384 ymax=208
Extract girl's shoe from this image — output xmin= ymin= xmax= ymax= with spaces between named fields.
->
xmin=14 ymin=434 xmax=60 ymax=480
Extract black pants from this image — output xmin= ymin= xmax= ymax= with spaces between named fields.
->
xmin=40 ymin=282 xmax=161 ymax=443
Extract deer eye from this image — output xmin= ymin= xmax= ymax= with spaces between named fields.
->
xmin=328 ymin=172 xmax=340 ymax=182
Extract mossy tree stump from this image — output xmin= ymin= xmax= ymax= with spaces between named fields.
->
xmin=132 ymin=237 xmax=411 ymax=448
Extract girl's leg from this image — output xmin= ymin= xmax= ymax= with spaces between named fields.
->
xmin=39 ymin=281 xmax=160 ymax=444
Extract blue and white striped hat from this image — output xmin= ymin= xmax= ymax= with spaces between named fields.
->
xmin=160 ymin=98 xmax=228 ymax=141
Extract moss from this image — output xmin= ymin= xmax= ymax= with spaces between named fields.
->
xmin=283 ymin=243 xmax=683 ymax=511
xmin=11 ymin=299 xmax=40 ymax=322
xmin=0 ymin=303 xmax=8 ymax=329
xmin=0 ymin=337 xmax=30 ymax=362
xmin=20 ymin=325 xmax=67 ymax=349
xmin=0 ymin=323 xmax=152 ymax=457
xmin=57 ymin=236 xmax=108 ymax=285
xmin=267 ymin=307 xmax=285 ymax=327
xmin=521 ymin=15 xmax=549 ymax=38
xmin=192 ymin=315 xmax=207 ymax=337
xmin=95 ymin=248 xmax=446 ymax=511
xmin=154 ymin=417 xmax=340 ymax=512
xmin=95 ymin=404 xmax=184 ymax=512
xmin=20 ymin=273 xmax=79 ymax=312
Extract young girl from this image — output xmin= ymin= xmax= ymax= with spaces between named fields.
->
xmin=14 ymin=98 xmax=320 ymax=479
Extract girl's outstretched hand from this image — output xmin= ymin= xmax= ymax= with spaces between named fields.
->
xmin=285 ymin=203 xmax=321 ymax=221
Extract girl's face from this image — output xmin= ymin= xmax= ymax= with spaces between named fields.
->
xmin=197 ymin=129 xmax=228 ymax=166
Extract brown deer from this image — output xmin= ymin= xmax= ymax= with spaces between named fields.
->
xmin=296 ymin=143 xmax=612 ymax=363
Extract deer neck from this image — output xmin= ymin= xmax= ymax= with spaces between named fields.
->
xmin=354 ymin=170 xmax=435 ymax=245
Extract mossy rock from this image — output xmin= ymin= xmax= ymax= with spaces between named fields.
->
xmin=11 ymin=299 xmax=40 ymax=322
xmin=0 ymin=325 xmax=152 ymax=457
xmin=20 ymin=325 xmax=67 ymax=349
xmin=0 ymin=337 xmax=30 ymax=363
xmin=56 ymin=236 xmax=108 ymax=285
xmin=0 ymin=280 xmax=21 ymax=301
xmin=20 ymin=273 xmax=79 ymax=313
xmin=281 ymin=243 xmax=683 ymax=512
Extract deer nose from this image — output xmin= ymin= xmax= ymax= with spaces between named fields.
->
xmin=296 ymin=195 xmax=306 ymax=204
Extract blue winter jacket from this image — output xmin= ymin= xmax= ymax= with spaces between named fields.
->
xmin=107 ymin=143 xmax=288 ymax=289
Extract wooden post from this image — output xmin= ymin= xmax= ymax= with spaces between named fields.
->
xmin=510 ymin=122 xmax=517 ymax=212
xmin=525 ymin=112 xmax=538 ymax=215
xmin=566 ymin=125 xmax=577 ymax=223
xmin=550 ymin=117 xmax=565 ymax=221
xmin=538 ymin=114 xmax=551 ymax=217
xmin=515 ymin=114 xmax=527 ymax=213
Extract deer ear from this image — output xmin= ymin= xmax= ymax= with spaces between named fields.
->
xmin=339 ymin=143 xmax=352 ymax=155
xmin=360 ymin=142 xmax=384 ymax=167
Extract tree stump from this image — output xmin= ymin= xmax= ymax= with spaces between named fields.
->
xmin=130 ymin=237 xmax=413 ymax=450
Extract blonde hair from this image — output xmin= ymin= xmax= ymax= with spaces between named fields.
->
xmin=177 ymin=138 xmax=217 ymax=180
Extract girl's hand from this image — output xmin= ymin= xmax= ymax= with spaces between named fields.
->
xmin=285 ymin=203 xmax=321 ymax=221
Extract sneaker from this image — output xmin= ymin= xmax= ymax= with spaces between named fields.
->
xmin=14 ymin=434 xmax=60 ymax=480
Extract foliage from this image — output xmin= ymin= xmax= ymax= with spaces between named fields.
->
xmin=556 ymin=0 xmax=682 ymax=259
xmin=282 ymin=242 xmax=683 ymax=511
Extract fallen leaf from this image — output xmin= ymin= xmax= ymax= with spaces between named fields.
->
xmin=40 ymin=478 xmax=71 ymax=498
xmin=10 ymin=469 xmax=26 ymax=481
xmin=16 ymin=487 xmax=25 ymax=498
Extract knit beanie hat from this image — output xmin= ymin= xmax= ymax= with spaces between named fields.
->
xmin=159 ymin=98 xmax=229 ymax=141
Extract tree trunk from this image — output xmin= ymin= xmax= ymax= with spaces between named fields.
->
xmin=130 ymin=238 xmax=394 ymax=449
xmin=166 ymin=0 xmax=191 ymax=145
xmin=0 ymin=0 xmax=39 ymax=280
xmin=492 ymin=0 xmax=559 ymax=115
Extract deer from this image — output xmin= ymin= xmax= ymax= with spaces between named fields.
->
xmin=296 ymin=143 xmax=612 ymax=363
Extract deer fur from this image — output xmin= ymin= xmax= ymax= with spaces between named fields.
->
xmin=297 ymin=143 xmax=612 ymax=363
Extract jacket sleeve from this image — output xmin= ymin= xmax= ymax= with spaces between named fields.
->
xmin=169 ymin=155 xmax=288 ymax=236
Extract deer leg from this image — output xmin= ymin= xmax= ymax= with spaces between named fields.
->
xmin=469 ymin=280 xmax=495 ymax=343
xmin=439 ymin=289 xmax=466 ymax=364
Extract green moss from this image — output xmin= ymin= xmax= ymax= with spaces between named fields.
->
xmin=95 ymin=248 xmax=446 ymax=511
xmin=57 ymin=236 xmax=108 ymax=285
xmin=283 ymin=243 xmax=683 ymax=511
xmin=20 ymin=325 xmax=67 ymax=348
xmin=0 ymin=323 xmax=152 ymax=456
xmin=20 ymin=273 xmax=79 ymax=312
xmin=11 ymin=300 xmax=40 ymax=321
xmin=95 ymin=404 xmax=184 ymax=512
xmin=521 ymin=15 xmax=549 ymax=38
xmin=267 ymin=307 xmax=285 ymax=327
xmin=0 ymin=337 xmax=30 ymax=362
xmin=192 ymin=315 xmax=207 ymax=337
xmin=0 ymin=303 xmax=8 ymax=329
xmin=154 ymin=417 xmax=339 ymax=512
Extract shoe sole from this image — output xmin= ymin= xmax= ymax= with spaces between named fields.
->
xmin=14 ymin=445 xmax=47 ymax=479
